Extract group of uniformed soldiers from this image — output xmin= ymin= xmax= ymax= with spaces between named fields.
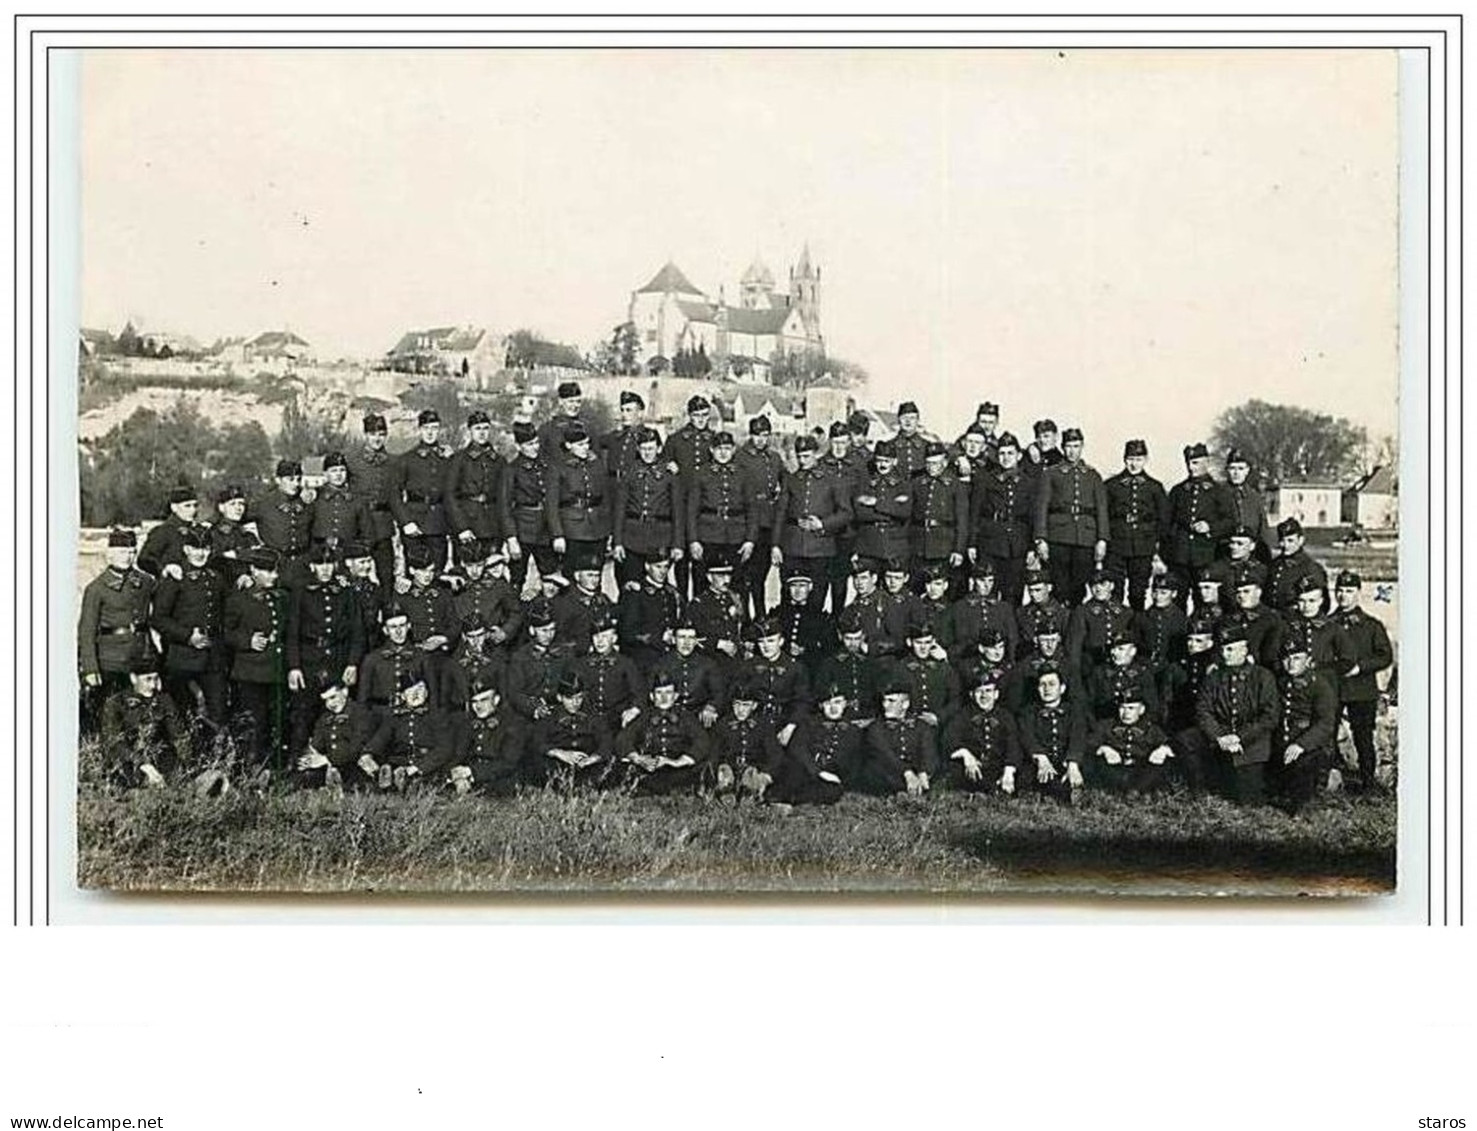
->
xmin=79 ymin=388 xmax=1394 ymax=813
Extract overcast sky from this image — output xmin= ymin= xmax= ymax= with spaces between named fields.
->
xmin=78 ymin=48 xmax=1399 ymax=467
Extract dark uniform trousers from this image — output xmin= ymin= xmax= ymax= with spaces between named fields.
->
xmin=853 ymin=716 xmax=938 ymax=795
xmin=615 ymin=462 xmax=683 ymax=590
xmin=1104 ymin=470 xmax=1167 ymax=611
xmin=615 ymin=708 xmax=710 ymax=795
xmin=735 ymin=443 xmax=784 ymax=618
xmin=662 ymin=424 xmax=717 ymax=601
xmin=1271 ymin=671 xmax=1338 ymax=811
xmin=546 ymin=454 xmax=613 ymax=575
xmin=299 ymin=701 xmax=387 ymax=790
xmin=224 ymin=586 xmax=295 ymax=770
xmin=151 ymin=567 xmax=230 ymax=727
xmin=78 ymin=566 xmax=157 ymax=736
xmin=1087 ymin=719 xmax=1174 ymax=793
xmin=392 ymin=443 xmax=455 ymax=571
xmin=346 ymin=447 xmax=398 ymax=598
xmin=1191 ymin=663 xmax=1278 ymax=804
xmin=772 ymin=717 xmax=854 ymax=804
xmin=287 ymin=581 xmax=368 ymax=757
xmin=500 ymin=456 xmax=556 ymax=593
xmin=99 ymin=689 xmax=192 ymax=788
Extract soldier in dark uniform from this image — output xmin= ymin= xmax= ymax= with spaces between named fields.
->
xmin=1330 ymin=571 xmax=1394 ymax=791
xmin=550 ymin=551 xmax=615 ymax=657
xmin=1134 ymin=573 xmax=1188 ymax=674
xmin=1271 ymin=638 xmax=1340 ymax=813
xmin=99 ymin=656 xmax=195 ymax=790
xmin=614 ymin=426 xmax=684 ymax=590
xmin=569 ymin=611 xmax=646 ymax=728
xmin=953 ymin=401 xmax=1002 ymax=464
xmin=439 ymin=616 xmax=506 ymax=714
xmin=1161 ymin=614 xmax=1220 ymax=788
xmin=959 ymin=627 xmax=1013 ymax=699
xmin=599 ymin=390 xmax=649 ymax=482
xmin=615 ymin=674 xmax=710 ymax=794
xmin=771 ymin=684 xmax=855 ymax=805
xmin=663 ymin=395 xmax=718 ymax=601
xmin=311 ymin=452 xmax=373 ymax=555
xmin=819 ymin=421 xmax=869 ymax=613
xmin=971 ymin=431 xmax=1036 ymax=608
xmin=1033 ymin=427 xmax=1108 ymax=608
xmin=814 ymin=607 xmax=883 ymax=722
xmin=686 ymin=560 xmax=749 ymax=671
xmin=356 ymin=605 xmax=429 ymax=717
xmin=451 ymin=541 xmax=523 ymax=650
xmin=1226 ymin=569 xmax=1285 ymax=670
xmin=734 ymin=415 xmax=785 ymax=618
xmin=286 ymin=544 xmax=367 ymax=756
xmin=1104 ymin=438 xmax=1168 ymax=610
xmin=1190 ymin=624 xmax=1279 ymax=804
xmin=391 ymin=409 xmax=453 ymax=571
xmin=650 ymin=621 xmax=727 ymax=727
xmin=1067 ymin=567 xmax=1135 ymax=675
xmin=940 ymin=671 xmax=1021 ymax=794
xmin=853 ymin=678 xmax=938 ymax=796
xmin=79 ymin=528 xmax=157 ymax=735
xmin=911 ymin=442 xmax=969 ymax=594
xmin=687 ymin=430 xmax=757 ymax=585
xmin=878 ymin=559 xmax=926 ymax=658
xmin=773 ymin=434 xmax=852 ymax=610
xmin=842 ymin=557 xmax=893 ymax=654
xmin=1023 ymin=419 xmax=1066 ymax=476
xmin=532 ymin=671 xmax=612 ymax=787
xmin=1163 ymin=443 xmax=1235 ymax=603
xmin=1089 ymin=688 xmax=1175 ymax=794
xmin=1202 ymin=526 xmax=1268 ymax=602
xmin=341 ymin=542 xmax=385 ymax=655
xmin=151 ymin=527 xmax=229 ymax=726
xmin=445 ymin=410 xmax=504 ymax=567
xmin=917 ymin=564 xmax=954 ymax=639
xmin=1267 ymin=518 xmax=1329 ymax=616
xmin=946 ymin=559 xmax=1019 ymax=665
xmin=1004 ymin=625 xmax=1079 ymax=716
xmin=1015 ymin=662 xmax=1089 ymax=799
xmin=223 ymin=547 xmax=294 ymax=769
xmin=774 ymin=573 xmax=833 ymax=673
xmin=1193 ymin=572 xmax=1229 ymax=631
xmin=538 ymin=381 xmax=590 ymax=454
xmin=501 ymin=601 xmax=567 ymax=727
xmin=1016 ymin=570 xmax=1070 ymax=657
xmin=295 ymin=680 xmax=388 ymax=791
xmin=951 ymin=426 xmax=994 ymax=495
xmin=137 ymin=485 xmax=203 ymax=578
xmin=888 ymin=618 xmax=961 ymax=730
xmin=617 ymin=554 xmax=681 ymax=669
xmin=853 ymin=438 xmax=914 ymax=567
xmin=500 ymin=422 xmax=556 ymax=595
xmin=447 ymin=680 xmax=529 ymax=797
xmin=363 ymin=672 xmax=459 ymax=791
xmin=710 ymin=679 xmax=787 ymax=801
xmin=209 ymin=484 xmax=261 ymax=590
xmin=398 ymin=541 xmax=460 ymax=697
xmin=1282 ymin=574 xmax=1357 ymax=693
xmin=735 ymin=616 xmax=812 ymax=731
xmin=345 ymin=413 xmax=398 ymax=599
xmin=249 ymin=460 xmax=315 ymax=587
xmin=848 ymin=410 xmax=876 ymax=457
xmin=546 ymin=422 xmax=613 ymax=569
xmin=1086 ymin=631 xmax=1162 ymax=723
xmin=1224 ymin=449 xmax=1274 ymax=561
xmin=891 ymin=401 xmax=930 ymax=479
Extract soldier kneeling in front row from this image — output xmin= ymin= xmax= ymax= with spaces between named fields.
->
xmin=1088 ymin=688 xmax=1175 ymax=795
xmin=100 ymin=656 xmax=226 ymax=796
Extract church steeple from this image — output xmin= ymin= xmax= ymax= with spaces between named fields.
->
xmin=790 ymin=243 xmax=820 ymax=332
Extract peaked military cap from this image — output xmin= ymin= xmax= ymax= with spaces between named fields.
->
xmin=897 ymin=401 xmax=920 ymax=416
xmin=1182 ymin=442 xmax=1210 ymax=462
xmin=873 ymin=438 xmax=898 ymax=459
xmin=467 ymin=410 xmax=491 ymax=427
xmin=168 ymin=485 xmax=196 ymax=506
xmin=1061 ymin=427 xmax=1084 ymax=443
xmin=686 ymin=395 xmax=710 ymax=413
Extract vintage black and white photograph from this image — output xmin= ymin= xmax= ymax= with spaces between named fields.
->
xmin=71 ymin=47 xmax=1402 ymax=896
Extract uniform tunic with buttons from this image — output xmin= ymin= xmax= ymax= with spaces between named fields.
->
xmin=1226 ymin=481 xmax=1274 ymax=553
xmin=452 ymin=710 xmax=529 ymax=792
xmin=1333 ymin=607 xmax=1393 ymax=702
xmin=617 ymin=582 xmax=682 ymax=666
xmin=775 ymin=466 xmax=853 ymax=559
xmin=973 ymin=467 xmax=1037 ymax=560
xmin=686 ymin=460 xmax=758 ymax=548
xmin=209 ymin=518 xmax=261 ymax=586
xmin=137 ymin=516 xmax=202 ymax=578
xmin=569 ymin=652 xmax=647 ymax=723
xmin=775 ymin=599 xmax=832 ymax=668
xmin=1227 ymin=603 xmax=1286 ymax=670
xmin=787 ymin=716 xmax=863 ymax=780
xmin=287 ymin=579 xmax=367 ymax=680
xmin=250 ymin=491 xmax=315 ymax=559
xmin=891 ymin=431 xmax=932 ymax=479
xmin=309 ymin=700 xmax=388 ymax=767
xmin=1086 ymin=660 xmax=1162 ymax=722
xmin=661 ymin=423 xmax=717 ymax=483
xmin=79 ymin=567 xmax=157 ymax=677
xmin=453 ymin=577 xmax=524 ymax=644
xmin=1034 ymin=461 xmax=1110 ymax=548
xmin=357 ymin=642 xmax=430 ymax=708
xmin=1015 ymin=598 xmax=1071 ymax=655
xmin=532 ymin=705 xmax=610 ymax=764
xmin=1015 ymin=701 xmax=1090 ymax=768
xmin=1282 ymin=613 xmax=1356 ymax=692
xmin=734 ymin=442 xmax=785 ymax=532
xmin=858 ymin=714 xmax=939 ymax=789
xmin=616 ymin=706 xmax=710 ymax=765
xmin=1104 ymin=470 xmax=1168 ymax=559
xmin=346 ymin=446 xmax=397 ymax=545
xmin=911 ymin=471 xmax=969 ymax=560
xmin=1132 ymin=603 xmax=1189 ymax=670
xmin=711 ymin=713 xmax=784 ymax=775
xmin=844 ymin=590 xmax=894 ymax=656
xmin=1163 ymin=475 xmax=1234 ymax=574
xmin=500 ymin=454 xmax=552 ymax=546
xmin=546 ymin=453 xmax=613 ymax=542
xmin=1195 ymin=662 xmax=1279 ymax=766
xmin=223 ymin=586 xmax=291 ymax=684
xmin=945 ymin=593 xmax=1020 ymax=665
xmin=941 ymin=705 xmax=1022 ymax=782
xmin=100 ymin=689 xmax=192 ymax=785
xmin=650 ymin=650 xmax=726 ymax=715
xmin=599 ymin=425 xmax=646 ymax=482
xmin=686 ymin=588 xmax=749 ymax=657
xmin=504 ymin=643 xmax=566 ymax=722
xmin=1066 ymin=598 xmax=1135 ymax=672
xmin=1275 ymin=668 xmax=1338 ymax=754
xmin=390 ymin=442 xmax=453 ymax=537
xmin=310 ymin=484 xmax=372 ymax=547
xmin=880 ymin=590 xmax=928 ymax=657
xmin=551 ymin=587 xmax=617 ymax=656
xmin=400 ymin=582 xmax=462 ymax=655
xmin=1266 ymin=550 xmax=1329 ymax=615
xmin=853 ymin=468 xmax=914 ymax=561
xmin=444 ymin=442 xmax=504 ymax=541
xmin=814 ymin=649 xmax=884 ymax=720
xmin=615 ymin=460 xmax=683 ymax=554
xmin=734 ymin=652 xmax=812 ymax=724
xmin=366 ymin=704 xmax=458 ymax=776
xmin=889 ymin=654 xmax=961 ymax=722
xmin=151 ymin=566 xmax=226 ymax=674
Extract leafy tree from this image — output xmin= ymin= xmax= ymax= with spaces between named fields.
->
xmin=647 ymin=355 xmax=669 ymax=376
xmin=695 ymin=342 xmax=712 ymax=377
xmin=401 ymin=380 xmax=467 ymax=449
xmin=276 ymin=395 xmax=352 ymax=460
xmin=1209 ymin=400 xmax=1368 ymax=486
xmin=612 ymin=321 xmax=641 ymax=376
xmin=80 ymin=400 xmax=220 ymax=525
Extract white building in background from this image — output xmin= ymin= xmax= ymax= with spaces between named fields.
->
xmin=1272 ymin=480 xmax=1344 ymax=528
xmin=1345 ymin=465 xmax=1398 ymax=530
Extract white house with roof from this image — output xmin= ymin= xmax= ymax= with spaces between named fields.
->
xmin=1272 ymin=479 xmax=1344 ymax=528
xmin=385 ymin=325 xmax=505 ymax=381
xmin=1344 ymin=465 xmax=1398 ymax=530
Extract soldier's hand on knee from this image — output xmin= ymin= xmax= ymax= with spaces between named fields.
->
xmin=1065 ymin=762 xmax=1084 ymax=788
xmin=1034 ymin=754 xmax=1057 ymax=783
xmin=83 ymin=672 xmax=102 ymax=688
xmin=288 ymin=669 xmax=305 ymax=691
xmin=552 ymin=537 xmax=567 ymax=555
xmin=1000 ymin=766 xmax=1016 ymax=795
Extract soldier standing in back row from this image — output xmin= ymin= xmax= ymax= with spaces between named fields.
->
xmin=911 ymin=441 xmax=969 ymax=595
xmin=224 ymin=547 xmax=294 ymax=770
xmin=1163 ymin=442 xmax=1234 ymax=604
xmin=136 ymin=485 xmax=203 ymax=578
xmin=819 ymin=421 xmax=870 ymax=613
xmin=250 ymin=459 xmax=315 ymax=587
xmin=546 ymin=423 xmax=613 ymax=569
xmin=539 ymin=381 xmax=590 ymax=455
xmin=1331 ymin=571 xmax=1394 ymax=792
xmin=345 ymin=413 xmax=397 ymax=598
xmin=891 ymin=401 xmax=930 ymax=479
xmin=663 ymin=395 xmax=718 ymax=600
xmin=686 ymin=430 xmax=757 ymax=578
xmin=151 ymin=527 xmax=228 ymax=728
xmin=1034 ymin=427 xmax=1109 ymax=607
xmin=209 ymin=483 xmax=261 ymax=590
xmin=311 ymin=451 xmax=373 ymax=556
xmin=599 ymin=390 xmax=650 ymax=482
xmin=614 ymin=426 xmax=684 ymax=590
xmin=1104 ymin=439 xmax=1168 ymax=611
xmin=444 ymin=410 xmax=503 ymax=568
xmin=391 ymin=409 xmax=453 ymax=572
xmin=500 ymin=421 xmax=556 ymax=595
xmin=734 ymin=415 xmax=785 ymax=618
xmin=773 ymin=434 xmax=853 ymax=611
xmin=971 ymin=432 xmax=1036 ymax=608
xmin=78 ymin=528 xmax=158 ymax=735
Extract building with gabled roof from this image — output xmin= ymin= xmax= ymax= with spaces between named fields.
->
xmin=244 ymin=329 xmax=312 ymax=365
xmin=384 ymin=325 xmax=505 ymax=381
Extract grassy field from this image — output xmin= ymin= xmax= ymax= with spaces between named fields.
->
xmin=77 ymin=742 xmax=1397 ymax=898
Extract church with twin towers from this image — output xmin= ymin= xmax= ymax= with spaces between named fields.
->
xmin=626 ymin=246 xmax=824 ymax=382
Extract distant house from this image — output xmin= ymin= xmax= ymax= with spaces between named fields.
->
xmin=244 ymin=330 xmax=312 ymax=367
xmin=137 ymin=328 xmax=205 ymax=358
xmin=1271 ymin=480 xmax=1344 ymax=528
xmin=386 ymin=326 xmax=505 ymax=381
xmin=79 ymin=328 xmax=113 ymax=357
xmin=1344 ymin=465 xmax=1398 ymax=530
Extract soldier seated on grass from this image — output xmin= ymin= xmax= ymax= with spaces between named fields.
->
xmin=615 ymin=674 xmax=709 ymax=796
xmin=447 ymin=679 xmax=530 ymax=798
xmin=770 ymin=684 xmax=853 ymax=805
xmin=295 ymin=679 xmax=388 ymax=792
xmin=853 ymin=680 xmax=938 ymax=797
xmin=1088 ymin=688 xmax=1174 ymax=795
xmin=710 ymin=679 xmax=785 ymax=801
xmin=360 ymin=672 xmax=457 ymax=792
xmin=1015 ymin=663 xmax=1089 ymax=801
xmin=531 ymin=672 xmax=611 ymax=788
xmin=940 ymin=672 xmax=1020 ymax=795
xmin=100 ymin=655 xmax=205 ymax=792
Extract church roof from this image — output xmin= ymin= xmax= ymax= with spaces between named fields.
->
xmin=676 ymin=300 xmax=717 ymax=323
xmin=795 ymin=242 xmax=814 ymax=275
xmin=741 ymin=257 xmax=775 ymax=287
xmin=637 ymin=261 xmax=705 ymax=296
xmin=725 ymin=306 xmax=793 ymax=335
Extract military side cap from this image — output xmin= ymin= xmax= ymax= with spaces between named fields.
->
xmin=1183 ymin=442 xmax=1210 ymax=462
xmin=907 ymin=616 xmax=937 ymax=639
xmin=1337 ymin=570 xmax=1363 ymax=588
xmin=1150 ymin=573 xmax=1181 ymax=591
xmin=469 ymin=678 xmax=499 ymax=700
xmin=571 ymin=551 xmax=604 ymax=574
xmin=1218 ymin=623 xmax=1249 ymax=645
xmin=382 ymin=601 xmax=411 ymax=623
xmin=216 ymin=483 xmax=247 ymax=504
xmin=648 ymin=671 xmax=678 ymax=692
xmin=1294 ymin=573 xmax=1324 ymax=595
xmin=526 ymin=600 xmax=556 ymax=628
xmin=167 ymin=485 xmax=196 ymax=506
xmin=247 ymin=547 xmax=281 ymax=570
xmin=319 ymin=678 xmax=349 ymax=699
xmin=686 ymin=395 xmax=710 ymax=413
xmin=753 ymin=615 xmax=785 ymax=639
xmin=1106 ymin=628 xmax=1136 ymax=648
xmin=827 ymin=421 xmax=849 ymax=438
xmin=873 ymin=438 xmax=898 ymax=459
xmin=884 ymin=557 xmax=911 ymax=575
xmin=1114 ymin=686 xmax=1146 ymax=706
xmin=1034 ymin=622 xmax=1062 ymax=640
xmin=619 ymin=390 xmax=644 ymax=408
xmin=1061 ymin=427 xmax=1084 ymax=443
xmin=1035 ymin=661 xmax=1062 ymax=681
xmin=467 ymin=410 xmax=491 ymax=427
xmin=461 ymin=613 xmax=488 ymax=634
xmin=995 ymin=431 xmax=1021 ymax=450
xmin=1196 ymin=567 xmax=1224 ymax=585
xmin=1277 ymin=518 xmax=1304 ymax=538
xmin=556 ymin=671 xmax=586 ymax=698
xmin=342 ymin=541 xmax=370 ymax=560
xmin=897 ymin=400 xmax=920 ymax=416
xmin=459 ymin=537 xmax=488 ymax=561
xmin=748 ymin=415 xmax=772 ymax=434
xmin=917 ymin=561 xmax=947 ymax=582
xmin=1232 ymin=567 xmax=1263 ymax=590
xmin=977 ymin=401 xmax=1000 ymax=417
xmin=1224 ymin=448 xmax=1248 ymax=466
xmin=1034 ymin=419 xmax=1058 ymax=436
xmin=362 ymin=413 xmax=388 ymax=434
xmin=512 ymin=421 xmax=538 ymax=444
xmin=728 ymin=676 xmax=760 ymax=703
xmin=836 ymin=607 xmax=868 ymax=635
xmin=818 ymin=681 xmax=849 ymax=703
xmin=308 ymin=543 xmax=338 ymax=565
xmin=1187 ymin=615 xmax=1219 ymax=637
xmin=848 ymin=410 xmax=872 ymax=433
xmin=1228 ymin=524 xmax=1256 ymax=541
xmin=1281 ymin=635 xmax=1311 ymax=657
xmin=924 ymin=441 xmax=948 ymax=459
xmin=636 ymin=426 xmax=661 ymax=446
xmin=978 ymin=627 xmax=1006 ymax=648
xmin=970 ymin=558 xmax=997 ymax=579
xmin=322 ymin=451 xmax=348 ymax=471
xmin=713 ymin=430 xmax=736 ymax=448
xmin=397 ymin=668 xmax=428 ymax=692
xmin=591 ymin=610 xmax=619 ymax=634
xmin=1088 ymin=566 xmax=1115 ymax=587
xmin=1024 ymin=569 xmax=1050 ymax=586
xmin=558 ymin=381 xmax=582 ymax=399
xmin=563 ymin=423 xmax=590 ymax=445
xmin=879 ymin=673 xmax=912 ymax=697
xmin=404 ymin=541 xmax=437 ymax=570
xmin=1123 ymin=438 xmax=1148 ymax=458
xmin=852 ymin=555 xmax=881 ymax=576
xmin=417 ymin=409 xmax=441 ymax=426
xmin=794 ymin=434 xmax=819 ymax=453
xmin=276 ymin=459 xmax=302 ymax=477
xmin=181 ymin=527 xmax=212 ymax=549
